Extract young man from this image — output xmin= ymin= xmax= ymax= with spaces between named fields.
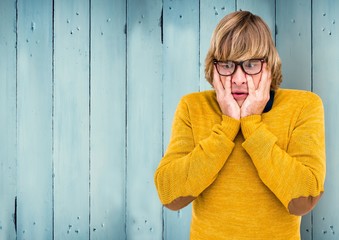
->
xmin=154 ymin=11 xmax=326 ymax=239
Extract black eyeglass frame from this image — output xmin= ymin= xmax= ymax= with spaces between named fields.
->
xmin=213 ymin=58 xmax=266 ymax=76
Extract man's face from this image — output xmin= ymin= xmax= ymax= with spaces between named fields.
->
xmin=220 ymin=65 xmax=263 ymax=107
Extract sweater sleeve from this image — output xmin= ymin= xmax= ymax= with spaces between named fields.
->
xmin=241 ymin=93 xmax=326 ymax=210
xmin=154 ymin=97 xmax=240 ymax=205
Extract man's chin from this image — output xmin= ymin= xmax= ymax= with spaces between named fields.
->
xmin=236 ymin=100 xmax=245 ymax=107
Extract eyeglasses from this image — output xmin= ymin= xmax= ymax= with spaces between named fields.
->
xmin=213 ymin=58 xmax=266 ymax=76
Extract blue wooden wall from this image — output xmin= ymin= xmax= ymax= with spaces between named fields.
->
xmin=0 ymin=0 xmax=337 ymax=239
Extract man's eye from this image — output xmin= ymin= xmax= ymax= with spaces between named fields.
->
xmin=244 ymin=63 xmax=254 ymax=68
xmin=244 ymin=60 xmax=260 ymax=68
xmin=221 ymin=62 xmax=234 ymax=69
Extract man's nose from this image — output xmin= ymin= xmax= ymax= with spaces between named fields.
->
xmin=232 ymin=66 xmax=247 ymax=85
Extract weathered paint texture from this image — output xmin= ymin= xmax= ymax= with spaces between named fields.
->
xmin=0 ymin=0 xmax=337 ymax=239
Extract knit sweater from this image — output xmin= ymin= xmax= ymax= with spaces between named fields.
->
xmin=154 ymin=89 xmax=326 ymax=239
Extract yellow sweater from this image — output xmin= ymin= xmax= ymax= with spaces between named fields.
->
xmin=154 ymin=89 xmax=326 ymax=239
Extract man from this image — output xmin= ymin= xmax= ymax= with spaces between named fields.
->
xmin=154 ymin=11 xmax=325 ymax=239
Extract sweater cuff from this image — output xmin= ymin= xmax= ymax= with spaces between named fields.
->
xmin=220 ymin=115 xmax=240 ymax=141
xmin=240 ymin=115 xmax=262 ymax=139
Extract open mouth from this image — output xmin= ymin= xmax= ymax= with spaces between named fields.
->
xmin=232 ymin=92 xmax=248 ymax=99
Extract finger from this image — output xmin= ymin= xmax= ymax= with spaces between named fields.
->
xmin=224 ymin=75 xmax=232 ymax=95
xmin=259 ymin=63 xmax=271 ymax=93
xmin=265 ymin=66 xmax=272 ymax=91
xmin=214 ymin=64 xmax=222 ymax=78
xmin=246 ymin=74 xmax=256 ymax=94
xmin=213 ymin=66 xmax=224 ymax=94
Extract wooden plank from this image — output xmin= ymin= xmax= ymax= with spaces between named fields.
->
xmin=126 ymin=0 xmax=163 ymax=239
xmin=200 ymin=0 xmax=236 ymax=91
xmin=312 ymin=1 xmax=339 ymax=239
xmin=90 ymin=0 xmax=126 ymax=239
xmin=162 ymin=1 xmax=199 ymax=239
xmin=16 ymin=0 xmax=53 ymax=239
xmin=0 ymin=0 xmax=17 ymax=239
xmin=53 ymin=0 xmax=90 ymax=239
xmin=276 ymin=0 xmax=312 ymax=90
xmin=276 ymin=1 xmax=312 ymax=238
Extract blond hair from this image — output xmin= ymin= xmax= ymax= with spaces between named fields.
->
xmin=205 ymin=11 xmax=282 ymax=89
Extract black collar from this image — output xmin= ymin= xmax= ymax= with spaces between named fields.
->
xmin=263 ymin=90 xmax=275 ymax=113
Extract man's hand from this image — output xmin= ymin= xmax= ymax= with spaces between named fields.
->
xmin=213 ymin=66 xmax=241 ymax=120
xmin=240 ymin=63 xmax=271 ymax=118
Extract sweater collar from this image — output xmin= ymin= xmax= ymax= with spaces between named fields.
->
xmin=263 ymin=90 xmax=275 ymax=113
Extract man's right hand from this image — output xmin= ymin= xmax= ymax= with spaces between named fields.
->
xmin=213 ymin=66 xmax=241 ymax=120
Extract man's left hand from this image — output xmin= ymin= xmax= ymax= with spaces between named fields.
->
xmin=240 ymin=63 xmax=272 ymax=118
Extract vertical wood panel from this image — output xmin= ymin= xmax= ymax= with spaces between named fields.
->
xmin=162 ymin=0 xmax=200 ymax=238
xmin=276 ymin=0 xmax=312 ymax=90
xmin=276 ymin=1 xmax=312 ymax=239
xmin=312 ymin=1 xmax=339 ymax=239
xmin=16 ymin=0 xmax=53 ymax=239
xmin=200 ymin=0 xmax=236 ymax=91
xmin=54 ymin=0 xmax=90 ymax=239
xmin=90 ymin=0 xmax=126 ymax=239
xmin=0 ymin=0 xmax=17 ymax=239
xmin=126 ymin=0 xmax=163 ymax=239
